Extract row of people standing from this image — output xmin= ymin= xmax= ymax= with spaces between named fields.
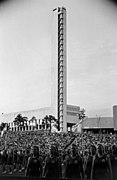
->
xmin=25 ymin=143 xmax=117 ymax=180
xmin=0 ymin=148 xmax=29 ymax=174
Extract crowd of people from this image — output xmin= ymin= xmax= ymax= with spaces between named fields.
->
xmin=0 ymin=130 xmax=117 ymax=180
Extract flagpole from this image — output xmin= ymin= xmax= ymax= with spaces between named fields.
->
xmin=79 ymin=108 xmax=86 ymax=154
xmin=81 ymin=119 xmax=84 ymax=153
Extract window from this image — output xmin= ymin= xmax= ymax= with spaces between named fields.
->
xmin=59 ymin=104 xmax=63 ymax=111
xmin=59 ymin=44 xmax=63 ymax=51
xmin=59 ymin=13 xmax=63 ymax=19
xmin=58 ymin=29 xmax=64 ymax=36
xmin=59 ymin=87 xmax=63 ymax=94
xmin=59 ymin=82 xmax=63 ymax=88
xmin=60 ymin=98 xmax=63 ymax=102
xmin=59 ymin=71 xmax=63 ymax=77
xmin=59 ymin=61 xmax=63 ymax=67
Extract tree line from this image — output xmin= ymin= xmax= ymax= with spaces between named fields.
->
xmin=12 ymin=114 xmax=59 ymax=132
xmin=0 ymin=109 xmax=86 ymax=133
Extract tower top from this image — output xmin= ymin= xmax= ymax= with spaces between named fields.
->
xmin=53 ymin=7 xmax=66 ymax=12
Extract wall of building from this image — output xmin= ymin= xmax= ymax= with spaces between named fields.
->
xmin=0 ymin=105 xmax=114 ymax=131
xmin=66 ymin=105 xmax=80 ymax=124
xmin=113 ymin=105 xmax=117 ymax=130
xmin=0 ymin=105 xmax=80 ymax=128
xmin=83 ymin=117 xmax=113 ymax=129
xmin=0 ymin=107 xmax=51 ymax=124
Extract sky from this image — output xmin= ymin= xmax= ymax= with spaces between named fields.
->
xmin=0 ymin=0 xmax=117 ymax=117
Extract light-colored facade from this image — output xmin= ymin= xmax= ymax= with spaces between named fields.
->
xmin=83 ymin=117 xmax=113 ymax=129
xmin=51 ymin=7 xmax=67 ymax=132
xmin=113 ymin=105 xmax=117 ymax=131
xmin=0 ymin=105 xmax=80 ymax=131
xmin=0 ymin=107 xmax=51 ymax=124
xmin=0 ymin=106 xmax=115 ymax=132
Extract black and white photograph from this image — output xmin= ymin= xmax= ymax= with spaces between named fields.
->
xmin=0 ymin=0 xmax=117 ymax=180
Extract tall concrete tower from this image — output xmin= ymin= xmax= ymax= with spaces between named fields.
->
xmin=51 ymin=7 xmax=67 ymax=132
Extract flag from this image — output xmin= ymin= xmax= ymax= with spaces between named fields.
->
xmin=72 ymin=119 xmax=83 ymax=133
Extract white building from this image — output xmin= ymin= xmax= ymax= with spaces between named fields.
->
xmin=0 ymin=105 xmax=80 ymax=132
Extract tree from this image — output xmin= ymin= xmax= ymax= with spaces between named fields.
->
xmin=52 ymin=119 xmax=59 ymax=131
xmin=0 ymin=122 xmax=6 ymax=131
xmin=78 ymin=108 xmax=86 ymax=120
xmin=0 ymin=122 xmax=10 ymax=137
xmin=42 ymin=118 xmax=46 ymax=130
xmin=42 ymin=115 xmax=50 ymax=131
xmin=29 ymin=116 xmax=37 ymax=124
xmin=29 ymin=116 xmax=37 ymax=129
xmin=42 ymin=115 xmax=58 ymax=132
xmin=13 ymin=114 xmax=28 ymax=127
xmin=48 ymin=115 xmax=59 ymax=131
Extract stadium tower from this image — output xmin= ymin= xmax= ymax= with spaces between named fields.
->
xmin=51 ymin=7 xmax=67 ymax=132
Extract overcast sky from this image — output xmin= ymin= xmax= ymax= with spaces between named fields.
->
xmin=0 ymin=0 xmax=117 ymax=117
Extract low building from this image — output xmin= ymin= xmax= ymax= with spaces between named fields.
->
xmin=0 ymin=105 xmax=80 ymax=131
xmin=0 ymin=105 xmax=116 ymax=133
xmin=83 ymin=117 xmax=114 ymax=133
